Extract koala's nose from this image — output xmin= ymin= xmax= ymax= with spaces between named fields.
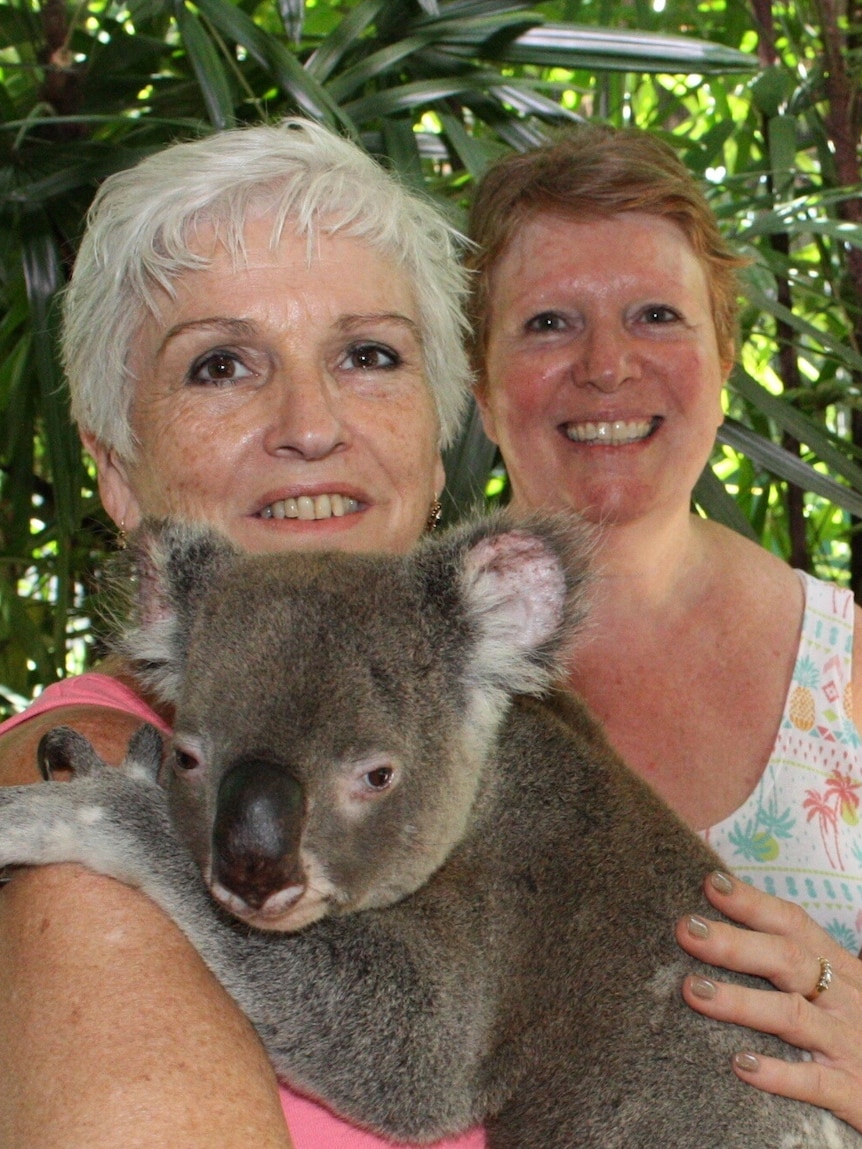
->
xmin=211 ymin=756 xmax=304 ymax=911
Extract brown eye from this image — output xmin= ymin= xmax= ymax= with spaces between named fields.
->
xmin=364 ymin=766 xmax=394 ymax=791
xmin=342 ymin=343 xmax=399 ymax=371
xmin=174 ymin=748 xmax=199 ymax=771
xmin=189 ymin=351 xmax=252 ymax=384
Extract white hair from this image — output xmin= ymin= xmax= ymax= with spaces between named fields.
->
xmin=63 ymin=118 xmax=472 ymax=458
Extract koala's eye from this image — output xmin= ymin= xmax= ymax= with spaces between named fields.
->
xmin=363 ymin=766 xmax=394 ymax=791
xmin=174 ymin=748 xmax=199 ymax=771
xmin=345 ymin=757 xmax=400 ymax=805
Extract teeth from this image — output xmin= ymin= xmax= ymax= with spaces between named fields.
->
xmin=260 ymin=494 xmax=359 ymax=520
xmin=565 ymin=419 xmax=655 ymax=445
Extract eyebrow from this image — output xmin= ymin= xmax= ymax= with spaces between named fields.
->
xmin=157 ymin=317 xmax=257 ymax=360
xmin=336 ymin=313 xmax=423 ymax=344
xmin=157 ymin=313 xmax=423 ymax=358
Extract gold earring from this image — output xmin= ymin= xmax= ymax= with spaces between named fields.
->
xmin=425 ymin=498 xmax=442 ymax=533
xmin=116 ymin=519 xmax=127 ymax=550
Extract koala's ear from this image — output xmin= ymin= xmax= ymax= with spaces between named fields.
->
xmin=452 ymin=513 xmax=594 ymax=698
xmin=115 ymin=519 xmax=238 ymax=704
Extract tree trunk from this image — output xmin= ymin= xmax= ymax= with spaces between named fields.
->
xmin=815 ymin=0 xmax=862 ymax=594
xmin=750 ymin=0 xmax=810 ymax=571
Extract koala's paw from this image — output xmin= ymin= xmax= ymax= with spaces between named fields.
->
xmin=38 ymin=723 xmax=164 ymax=784
xmin=0 ymin=725 xmax=172 ymax=884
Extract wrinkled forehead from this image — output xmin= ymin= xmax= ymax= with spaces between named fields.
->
xmin=145 ymin=204 xmax=406 ymax=302
xmin=126 ymin=212 xmax=422 ymax=376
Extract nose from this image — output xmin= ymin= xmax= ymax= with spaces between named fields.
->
xmin=263 ymin=372 xmax=347 ymax=460
xmin=211 ymin=756 xmax=305 ymax=911
xmin=575 ymin=327 xmax=638 ymax=394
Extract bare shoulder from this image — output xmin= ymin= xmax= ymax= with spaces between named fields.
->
xmin=698 ymin=519 xmax=803 ymax=625
xmin=0 ymin=703 xmax=158 ymax=785
xmin=711 ymin=522 xmax=862 ymax=730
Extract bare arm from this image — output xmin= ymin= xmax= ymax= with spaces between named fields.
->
xmin=0 ymin=706 xmax=293 ymax=1149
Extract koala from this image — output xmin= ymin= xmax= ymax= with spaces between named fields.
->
xmin=0 ymin=513 xmax=857 ymax=1148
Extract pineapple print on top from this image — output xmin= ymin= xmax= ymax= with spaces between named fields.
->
xmin=789 ymin=655 xmax=820 ymax=731
xmin=703 ymin=572 xmax=862 ymax=954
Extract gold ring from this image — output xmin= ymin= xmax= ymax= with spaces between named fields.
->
xmin=805 ymin=955 xmax=833 ymax=1001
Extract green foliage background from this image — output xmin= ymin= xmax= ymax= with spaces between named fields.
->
xmin=1 ymin=0 xmax=861 ymax=714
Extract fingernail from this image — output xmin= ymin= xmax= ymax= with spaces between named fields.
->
xmin=709 ymin=871 xmax=734 ymax=895
xmin=733 ymin=1052 xmax=760 ymax=1073
xmin=690 ymin=976 xmax=717 ymax=1000
xmin=687 ymin=915 xmax=710 ymax=939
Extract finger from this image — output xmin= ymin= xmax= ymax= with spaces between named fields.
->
xmin=680 ymin=972 xmax=853 ymax=1058
xmin=675 ymin=912 xmax=849 ymax=1001
xmin=731 ymin=1049 xmax=862 ymax=1130
xmin=700 ymin=871 xmax=848 ymax=966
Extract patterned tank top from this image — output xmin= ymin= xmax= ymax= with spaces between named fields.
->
xmin=703 ymin=572 xmax=862 ymax=954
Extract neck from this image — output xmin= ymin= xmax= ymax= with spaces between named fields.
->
xmin=582 ymin=509 xmax=715 ymax=619
xmin=506 ymin=493 xmax=718 ymax=619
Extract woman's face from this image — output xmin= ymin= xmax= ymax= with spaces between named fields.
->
xmin=476 ymin=211 xmax=729 ymax=527
xmin=89 ymin=217 xmax=444 ymax=556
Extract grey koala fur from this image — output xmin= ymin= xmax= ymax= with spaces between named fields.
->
xmin=0 ymin=512 xmax=857 ymax=1148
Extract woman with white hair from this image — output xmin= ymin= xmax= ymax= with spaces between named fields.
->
xmin=0 ymin=118 xmax=484 ymax=1149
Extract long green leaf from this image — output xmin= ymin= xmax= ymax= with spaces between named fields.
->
xmin=730 ymin=368 xmax=862 ymax=489
xmin=738 ymin=210 xmax=862 ymax=245
xmin=327 ymin=36 xmax=435 ymax=102
xmin=435 ymin=109 xmax=495 ymax=178
xmin=379 ymin=117 xmax=424 ymax=188
xmin=193 ymin=0 xmax=348 ymax=126
xmin=1 ymin=148 xmax=146 ymax=207
xmin=488 ymin=83 xmax=581 ymax=120
xmin=742 ymin=280 xmax=862 ymax=373
xmin=718 ymin=418 xmax=862 ymax=517
xmin=693 ymin=464 xmax=760 ymax=539
xmin=408 ymin=8 xmax=541 ymax=44
xmin=343 ymin=72 xmax=571 ymax=119
xmin=173 ymin=0 xmax=235 ymax=129
xmin=19 ymin=222 xmax=80 ymax=535
xmin=441 ymin=401 xmax=499 ymax=522
xmin=482 ymin=24 xmax=757 ymax=74
xmin=304 ymin=0 xmax=388 ymax=82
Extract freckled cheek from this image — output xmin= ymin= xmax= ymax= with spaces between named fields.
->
xmin=135 ymin=456 xmax=225 ymax=519
xmin=486 ymin=346 xmax=562 ymax=412
xmin=131 ymin=409 xmax=249 ymax=516
xmin=669 ymin=350 xmax=725 ymax=422
xmin=484 ymin=374 xmax=551 ymax=442
xmin=391 ymin=436 xmax=439 ymax=503
xmin=359 ymin=390 xmax=439 ymax=470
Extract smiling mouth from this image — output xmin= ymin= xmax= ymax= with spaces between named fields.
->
xmin=564 ymin=417 xmax=661 ymax=445
xmin=259 ymin=494 xmax=361 ymax=521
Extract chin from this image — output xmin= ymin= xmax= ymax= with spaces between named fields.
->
xmin=564 ymin=485 xmax=654 ymax=528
